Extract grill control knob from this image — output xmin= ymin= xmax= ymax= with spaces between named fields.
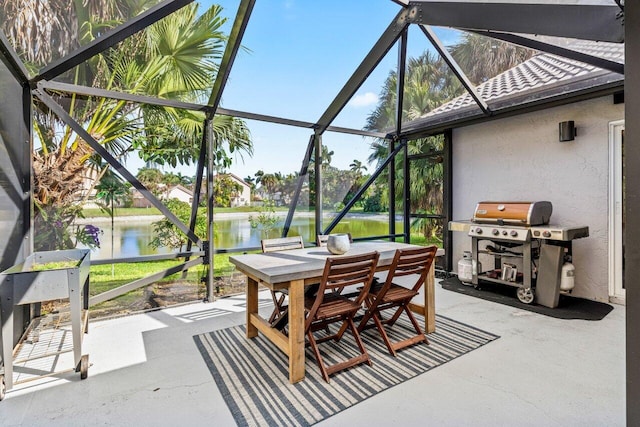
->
xmin=502 ymin=230 xmax=508 ymax=236
xmin=475 ymin=227 xmax=483 ymax=234
xmin=510 ymin=230 xmax=518 ymax=237
xmin=492 ymin=229 xmax=499 ymax=236
xmin=542 ymin=231 xmax=551 ymax=238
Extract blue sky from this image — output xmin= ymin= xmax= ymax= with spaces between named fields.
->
xmin=129 ymin=0 xmax=461 ymax=180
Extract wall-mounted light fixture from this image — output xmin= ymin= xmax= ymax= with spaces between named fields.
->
xmin=559 ymin=120 xmax=577 ymax=142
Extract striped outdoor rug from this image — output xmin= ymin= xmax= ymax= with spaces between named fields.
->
xmin=194 ymin=315 xmax=498 ymax=427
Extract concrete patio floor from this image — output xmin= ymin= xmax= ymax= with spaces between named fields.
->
xmin=0 ymin=281 xmax=625 ymax=426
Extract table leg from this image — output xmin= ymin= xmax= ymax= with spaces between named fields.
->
xmin=246 ymin=277 xmax=258 ymax=338
xmin=288 ymin=279 xmax=305 ymax=383
xmin=408 ymin=263 xmax=437 ymax=334
xmin=68 ymin=270 xmax=82 ymax=369
xmin=424 ymin=263 xmax=436 ymax=334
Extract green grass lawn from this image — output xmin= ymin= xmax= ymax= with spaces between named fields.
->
xmin=87 ymin=252 xmax=246 ymax=316
xmin=82 ymin=206 xmax=371 ymax=218
xmin=82 ymin=206 xmax=292 ymax=218
xmin=90 ymin=253 xmax=239 ymax=293
xmin=82 ymin=207 xmax=162 ymax=217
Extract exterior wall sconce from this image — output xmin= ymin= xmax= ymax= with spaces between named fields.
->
xmin=559 ymin=120 xmax=577 ymax=142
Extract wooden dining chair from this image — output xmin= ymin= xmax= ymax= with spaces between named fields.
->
xmin=357 ymin=246 xmax=437 ymax=356
xmin=305 ymin=251 xmax=379 ymax=382
xmin=316 ymin=234 xmax=356 ymax=296
xmin=261 ymin=236 xmax=305 ymax=326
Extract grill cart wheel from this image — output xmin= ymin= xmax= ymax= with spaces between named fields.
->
xmin=517 ymin=287 xmax=535 ymax=304
xmin=80 ymin=355 xmax=89 ymax=380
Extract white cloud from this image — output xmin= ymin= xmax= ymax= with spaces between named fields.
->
xmin=348 ymin=92 xmax=378 ymax=108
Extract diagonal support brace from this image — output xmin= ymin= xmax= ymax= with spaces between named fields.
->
xmin=34 ymin=86 xmax=203 ymax=246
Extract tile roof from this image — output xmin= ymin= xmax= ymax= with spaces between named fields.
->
xmin=421 ymin=40 xmax=624 ymax=119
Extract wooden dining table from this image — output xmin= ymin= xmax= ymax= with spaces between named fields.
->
xmin=229 ymin=241 xmax=444 ymax=384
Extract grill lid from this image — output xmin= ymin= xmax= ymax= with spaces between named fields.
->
xmin=473 ymin=201 xmax=552 ymax=226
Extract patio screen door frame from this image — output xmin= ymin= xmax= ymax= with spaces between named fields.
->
xmin=402 ymin=130 xmax=453 ymax=271
xmin=609 ymin=120 xmax=625 ymax=303
xmin=609 ymin=119 xmax=625 ymax=303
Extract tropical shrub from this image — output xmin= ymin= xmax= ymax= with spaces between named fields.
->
xmin=150 ymin=199 xmax=208 ymax=250
xmin=362 ymin=192 xmax=385 ymax=213
xmin=248 ymin=200 xmax=279 ymax=239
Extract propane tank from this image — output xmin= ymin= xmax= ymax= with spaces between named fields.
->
xmin=458 ymin=251 xmax=473 ymax=284
xmin=560 ymin=262 xmax=575 ymax=291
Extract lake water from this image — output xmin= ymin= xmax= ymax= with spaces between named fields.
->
xmin=81 ymin=214 xmax=400 ymax=260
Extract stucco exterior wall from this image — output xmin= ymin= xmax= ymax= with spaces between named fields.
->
xmin=166 ymin=186 xmax=193 ymax=204
xmin=451 ymin=96 xmax=624 ymax=302
xmin=233 ymin=184 xmax=251 ymax=207
xmin=228 ymin=175 xmax=251 ymax=207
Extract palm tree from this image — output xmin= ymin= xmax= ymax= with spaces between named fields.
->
xmin=1 ymin=1 xmax=80 ymax=67
xmin=0 ymin=0 xmax=151 ymax=72
xmin=18 ymin=3 xmax=253 ymax=250
xmin=321 ymin=146 xmax=334 ymax=168
xmin=176 ymin=172 xmax=193 ymax=187
xmin=365 ymin=36 xmax=532 ymax=239
xmin=308 ymin=145 xmax=335 ymax=171
xmin=404 ymin=54 xmax=462 ymax=121
xmin=365 ymin=52 xmax=459 ymax=239
xmin=279 ymin=173 xmax=299 ymax=204
xmin=366 ymin=66 xmax=398 ymax=134
xmin=244 ymin=176 xmax=256 ymax=191
xmin=32 ymin=140 xmax=94 ymax=251
xmin=95 ymin=172 xmax=129 ymax=275
xmin=260 ymin=173 xmax=280 ymax=197
xmin=136 ymin=5 xmax=253 ymax=169
xmin=349 ymin=159 xmax=368 ymax=175
xmin=254 ymin=170 xmax=265 ymax=185
xmin=450 ymin=33 xmax=536 ymax=84
xmin=406 ymin=37 xmax=529 ymax=224
xmin=366 ymin=51 xmax=461 ymax=137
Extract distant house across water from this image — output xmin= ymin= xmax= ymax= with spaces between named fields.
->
xmin=132 ymin=184 xmax=194 ymax=208
xmin=217 ymin=173 xmax=251 ymax=207
xmin=164 ymin=185 xmax=193 ymax=204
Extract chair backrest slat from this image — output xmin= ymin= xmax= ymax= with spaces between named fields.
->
xmin=316 ymin=235 xmax=329 ymax=247
xmin=306 ymin=252 xmax=379 ymax=323
xmin=393 ymin=253 xmax=435 ymax=276
xmin=383 ymin=246 xmax=438 ymax=292
xmin=261 ymin=236 xmax=304 ymax=253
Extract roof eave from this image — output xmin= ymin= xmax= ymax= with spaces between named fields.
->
xmin=398 ymin=74 xmax=624 ymax=140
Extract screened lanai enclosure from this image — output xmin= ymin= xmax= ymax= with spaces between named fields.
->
xmin=0 ymin=0 xmax=638 ymax=421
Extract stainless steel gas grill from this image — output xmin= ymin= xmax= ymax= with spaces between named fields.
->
xmin=449 ymin=201 xmax=589 ymax=307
